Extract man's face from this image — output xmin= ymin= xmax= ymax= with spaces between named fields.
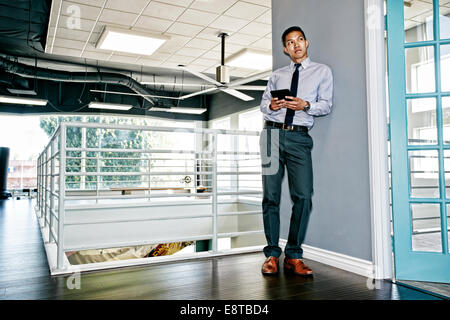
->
xmin=283 ymin=30 xmax=309 ymax=61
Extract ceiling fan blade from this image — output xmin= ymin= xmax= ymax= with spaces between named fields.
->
xmin=178 ymin=65 xmax=223 ymax=86
xmin=220 ymin=88 xmax=254 ymax=101
xmin=179 ymin=87 xmax=218 ymax=100
xmin=232 ymin=85 xmax=267 ymax=91
xmin=227 ymin=69 xmax=272 ymax=87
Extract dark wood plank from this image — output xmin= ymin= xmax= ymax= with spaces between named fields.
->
xmin=0 ymin=199 xmax=443 ymax=300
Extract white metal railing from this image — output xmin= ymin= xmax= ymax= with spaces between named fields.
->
xmin=35 ymin=122 xmax=264 ymax=272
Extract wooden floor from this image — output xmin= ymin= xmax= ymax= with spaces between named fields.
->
xmin=0 ymin=198 xmax=443 ymax=300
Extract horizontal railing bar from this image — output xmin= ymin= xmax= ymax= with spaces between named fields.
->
xmin=63 ymin=235 xmax=214 ymax=252
xmin=60 ymin=121 xmax=261 ymax=136
xmin=65 ymin=213 xmax=214 ymax=226
xmin=217 ymin=191 xmax=263 ymax=195
xmin=64 ymin=171 xmax=212 ymax=176
xmin=65 ymin=192 xmax=213 ymax=200
xmin=217 ymin=230 xmax=264 ymax=238
xmin=65 ymin=156 xmax=214 ymax=161
xmin=218 ymin=210 xmax=262 ymax=216
xmin=66 ymin=147 xmax=213 ymax=154
xmin=217 ymin=171 xmax=262 ymax=175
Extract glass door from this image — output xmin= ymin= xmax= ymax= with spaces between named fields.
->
xmin=387 ymin=0 xmax=450 ymax=283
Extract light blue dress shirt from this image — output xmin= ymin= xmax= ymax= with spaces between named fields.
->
xmin=260 ymin=57 xmax=334 ymax=129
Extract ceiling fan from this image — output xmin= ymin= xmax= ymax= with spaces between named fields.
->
xmin=177 ymin=33 xmax=271 ymax=101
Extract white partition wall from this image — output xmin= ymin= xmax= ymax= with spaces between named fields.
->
xmin=36 ymin=122 xmax=265 ymax=275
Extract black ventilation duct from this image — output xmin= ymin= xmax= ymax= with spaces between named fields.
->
xmin=0 ymin=56 xmax=156 ymax=107
xmin=0 ymin=147 xmax=10 ymax=199
xmin=0 ymin=0 xmax=52 ymax=55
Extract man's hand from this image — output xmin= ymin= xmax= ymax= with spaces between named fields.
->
xmin=269 ymin=97 xmax=285 ymax=111
xmin=285 ymin=96 xmax=308 ymax=111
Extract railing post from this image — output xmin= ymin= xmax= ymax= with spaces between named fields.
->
xmin=57 ymin=123 xmax=66 ymax=270
xmin=49 ymin=139 xmax=55 ymax=243
xmin=212 ymin=133 xmax=218 ymax=253
xmin=43 ymin=147 xmax=48 ymax=225
xmin=36 ymin=155 xmax=40 ymax=212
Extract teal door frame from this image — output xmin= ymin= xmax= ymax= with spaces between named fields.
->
xmin=387 ymin=0 xmax=450 ymax=282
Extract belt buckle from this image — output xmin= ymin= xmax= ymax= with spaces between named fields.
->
xmin=282 ymin=124 xmax=294 ymax=131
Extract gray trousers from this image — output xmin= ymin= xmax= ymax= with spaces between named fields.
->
xmin=259 ymin=127 xmax=313 ymax=259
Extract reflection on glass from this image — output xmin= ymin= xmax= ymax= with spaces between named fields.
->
xmin=441 ymin=45 xmax=450 ymax=92
xmin=411 ymin=203 xmax=442 ymax=252
xmin=409 ymin=150 xmax=440 ymax=198
xmin=443 ymin=98 xmax=450 ymax=144
xmin=407 ymin=98 xmax=437 ymax=145
xmin=404 ymin=0 xmax=433 ymax=43
xmin=440 ymin=1 xmax=450 ymax=39
xmin=405 ymin=46 xmax=436 ymax=93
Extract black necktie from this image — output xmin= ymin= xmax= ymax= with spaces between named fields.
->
xmin=284 ymin=63 xmax=301 ymax=126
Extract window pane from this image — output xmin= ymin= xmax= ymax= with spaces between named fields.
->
xmin=409 ymin=150 xmax=440 ymax=198
xmin=404 ymin=0 xmax=434 ymax=43
xmin=443 ymin=150 xmax=450 ymax=198
xmin=405 ymin=46 xmax=436 ymax=94
xmin=441 ymin=44 xmax=450 ymax=92
xmin=407 ymin=98 xmax=437 ymax=145
xmin=440 ymin=0 xmax=450 ymax=39
xmin=443 ymin=97 xmax=450 ymax=143
xmin=411 ymin=203 xmax=442 ymax=252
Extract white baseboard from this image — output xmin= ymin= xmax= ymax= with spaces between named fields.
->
xmin=279 ymin=239 xmax=375 ymax=278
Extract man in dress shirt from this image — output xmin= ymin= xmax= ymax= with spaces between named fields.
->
xmin=259 ymin=26 xmax=333 ymax=276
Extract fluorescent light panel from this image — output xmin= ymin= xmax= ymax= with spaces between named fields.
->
xmin=96 ymin=26 xmax=168 ymax=56
xmin=226 ymin=48 xmax=272 ymax=70
xmin=151 ymin=107 xmax=207 ymax=114
xmin=89 ymin=102 xmax=133 ymax=111
xmin=0 ymin=95 xmax=47 ymax=106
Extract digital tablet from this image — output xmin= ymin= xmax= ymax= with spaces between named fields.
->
xmin=270 ymin=89 xmax=291 ymax=100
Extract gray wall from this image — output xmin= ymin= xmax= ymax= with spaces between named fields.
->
xmin=273 ymin=0 xmax=373 ymax=261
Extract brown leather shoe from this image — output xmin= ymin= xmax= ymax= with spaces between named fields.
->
xmin=261 ymin=256 xmax=279 ymax=275
xmin=284 ymin=258 xmax=313 ymax=276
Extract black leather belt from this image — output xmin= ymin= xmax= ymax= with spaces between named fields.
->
xmin=264 ymin=120 xmax=308 ymax=132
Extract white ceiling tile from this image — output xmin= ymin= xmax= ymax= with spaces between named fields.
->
xmin=153 ymin=0 xmax=195 ymax=8
xmin=196 ymin=27 xmax=223 ymax=41
xmin=189 ymin=0 xmax=236 ymax=14
xmin=238 ymin=21 xmax=271 ymax=36
xmin=57 ymin=16 xmax=96 ymax=32
xmin=176 ymin=47 xmax=207 ymax=58
xmin=135 ymin=57 xmax=162 ymax=67
xmin=148 ymin=52 xmax=172 ymax=61
xmin=211 ymin=42 xmax=244 ymax=54
xmin=190 ymin=57 xmax=218 ymax=67
xmin=61 ymin=1 xmax=103 ymax=21
xmin=133 ymin=16 xmax=173 ymax=32
xmin=106 ymin=0 xmax=149 ymax=14
xmin=53 ymin=38 xmax=86 ymax=50
xmin=157 ymin=34 xmax=192 ymax=53
xmin=199 ymin=50 xmax=221 ymax=60
xmin=250 ymin=37 xmax=272 ymax=50
xmin=177 ymin=9 xmax=219 ymax=26
xmin=185 ymin=38 xmax=218 ymax=50
xmin=52 ymin=46 xmax=83 ymax=57
xmin=54 ymin=27 xmax=91 ymax=41
xmin=255 ymin=9 xmax=271 ymax=24
xmin=82 ymin=50 xmax=114 ymax=61
xmin=99 ymin=9 xmax=138 ymax=26
xmin=208 ymin=15 xmax=249 ymax=32
xmin=166 ymin=22 xmax=204 ymax=37
xmin=160 ymin=61 xmax=185 ymax=69
xmin=64 ymin=0 xmax=105 ymax=7
xmin=166 ymin=54 xmax=196 ymax=64
xmin=226 ymin=33 xmax=260 ymax=46
xmin=241 ymin=0 xmax=271 ymax=8
xmin=223 ymin=2 xmax=268 ymax=20
xmin=143 ymin=2 xmax=186 ymax=21
xmin=108 ymin=53 xmax=140 ymax=64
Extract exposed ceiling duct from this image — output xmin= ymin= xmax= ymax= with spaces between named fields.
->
xmin=0 ymin=56 xmax=156 ymax=107
xmin=0 ymin=0 xmax=52 ymax=55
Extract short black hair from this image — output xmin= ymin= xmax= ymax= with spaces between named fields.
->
xmin=282 ymin=26 xmax=306 ymax=46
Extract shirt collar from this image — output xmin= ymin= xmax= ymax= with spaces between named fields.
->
xmin=290 ymin=57 xmax=311 ymax=70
